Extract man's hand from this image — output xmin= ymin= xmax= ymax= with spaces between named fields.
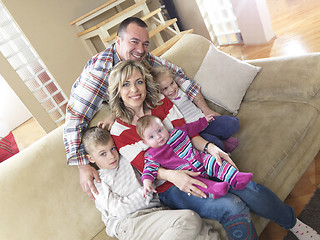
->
xmin=204 ymin=109 xmax=220 ymax=117
xmin=78 ymin=164 xmax=101 ymax=200
xmin=205 ymin=114 xmax=215 ymax=123
xmin=193 ymin=92 xmax=220 ymax=116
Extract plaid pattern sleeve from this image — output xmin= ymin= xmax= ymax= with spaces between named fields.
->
xmin=145 ymin=53 xmax=200 ymax=101
xmin=63 ymin=45 xmax=118 ymax=165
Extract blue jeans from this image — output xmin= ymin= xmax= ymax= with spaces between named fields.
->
xmin=159 ymin=181 xmax=296 ymax=240
xmin=199 ymin=115 xmax=240 ymax=151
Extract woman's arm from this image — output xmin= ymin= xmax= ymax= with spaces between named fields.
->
xmin=191 ymin=136 xmax=238 ymax=170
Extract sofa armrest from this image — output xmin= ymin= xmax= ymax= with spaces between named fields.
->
xmin=245 ymin=53 xmax=320 ymax=103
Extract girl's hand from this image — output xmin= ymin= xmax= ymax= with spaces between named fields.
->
xmin=142 ymin=179 xmax=157 ymax=199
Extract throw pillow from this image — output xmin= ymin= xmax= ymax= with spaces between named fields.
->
xmin=194 ymin=44 xmax=261 ymax=114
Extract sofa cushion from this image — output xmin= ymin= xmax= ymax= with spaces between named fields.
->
xmin=0 ymin=126 xmax=105 ymax=239
xmin=194 ymin=44 xmax=261 ymax=114
xmin=232 ymin=101 xmax=318 ymax=190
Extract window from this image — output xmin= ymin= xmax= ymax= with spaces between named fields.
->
xmin=0 ymin=3 xmax=68 ymax=125
xmin=196 ymin=0 xmax=242 ymax=45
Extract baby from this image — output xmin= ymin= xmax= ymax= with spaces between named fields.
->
xmin=136 ymin=115 xmax=253 ymax=199
xmin=150 ymin=66 xmax=240 ymax=153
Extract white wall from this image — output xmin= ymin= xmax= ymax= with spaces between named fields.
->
xmin=231 ymin=0 xmax=274 ymax=44
xmin=0 ymin=74 xmax=32 ymax=136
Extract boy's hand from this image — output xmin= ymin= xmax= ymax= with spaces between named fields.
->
xmin=205 ymin=114 xmax=215 ymax=123
xmin=142 ymin=179 xmax=157 ymax=198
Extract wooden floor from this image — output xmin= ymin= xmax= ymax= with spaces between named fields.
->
xmin=12 ymin=117 xmax=46 ymax=151
xmin=220 ymin=0 xmax=320 ymax=60
xmin=9 ymin=0 xmax=320 ymax=239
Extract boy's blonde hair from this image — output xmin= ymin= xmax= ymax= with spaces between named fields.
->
xmin=136 ymin=115 xmax=161 ymax=139
xmin=150 ymin=66 xmax=174 ymax=84
xmin=82 ymin=127 xmax=112 ymax=154
xmin=108 ymin=60 xmax=162 ymax=123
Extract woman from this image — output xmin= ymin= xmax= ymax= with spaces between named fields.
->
xmin=108 ymin=60 xmax=319 ymax=240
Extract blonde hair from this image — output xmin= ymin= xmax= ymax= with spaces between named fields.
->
xmin=150 ymin=66 xmax=174 ymax=84
xmin=82 ymin=127 xmax=112 ymax=154
xmin=136 ymin=115 xmax=161 ymax=139
xmin=108 ymin=60 xmax=162 ymax=123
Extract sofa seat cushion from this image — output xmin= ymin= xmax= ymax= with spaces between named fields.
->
xmin=92 ymin=229 xmax=117 ymax=240
xmin=232 ymin=101 xmax=318 ymax=189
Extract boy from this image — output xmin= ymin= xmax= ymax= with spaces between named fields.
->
xmin=82 ymin=126 xmax=217 ymax=240
xmin=150 ymin=66 xmax=239 ymax=153
xmin=136 ymin=115 xmax=253 ymax=199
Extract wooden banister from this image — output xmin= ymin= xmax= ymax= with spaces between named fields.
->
xmin=104 ymin=8 xmax=162 ymax=43
xmin=151 ymin=30 xmax=194 ymax=56
xmin=149 ymin=18 xmax=177 ymax=38
xmin=77 ymin=0 xmax=147 ymax=37
xmin=69 ymin=0 xmax=117 ymax=25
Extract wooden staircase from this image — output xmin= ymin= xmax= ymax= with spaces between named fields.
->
xmin=70 ymin=0 xmax=193 ymax=56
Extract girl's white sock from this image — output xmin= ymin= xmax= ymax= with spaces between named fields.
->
xmin=290 ymin=218 xmax=320 ymax=240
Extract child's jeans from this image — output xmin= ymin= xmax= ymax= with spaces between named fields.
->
xmin=200 ymin=115 xmax=240 ymax=151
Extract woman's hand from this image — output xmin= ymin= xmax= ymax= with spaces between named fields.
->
xmin=207 ymin=143 xmax=239 ymax=170
xmin=158 ymin=168 xmax=208 ymax=198
xmin=78 ymin=164 xmax=101 ymax=200
xmin=97 ymin=114 xmax=115 ymax=131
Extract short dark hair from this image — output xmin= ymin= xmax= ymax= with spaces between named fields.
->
xmin=117 ymin=17 xmax=148 ymax=38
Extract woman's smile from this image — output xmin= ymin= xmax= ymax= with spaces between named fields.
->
xmin=119 ymin=69 xmax=146 ymax=111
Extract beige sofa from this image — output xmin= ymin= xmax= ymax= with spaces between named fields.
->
xmin=1 ymin=34 xmax=320 ymax=240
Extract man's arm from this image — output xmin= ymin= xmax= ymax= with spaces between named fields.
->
xmin=63 ymin=76 xmax=107 ymax=166
xmin=64 ymin=46 xmax=114 ymax=166
xmin=193 ymin=91 xmax=220 ymax=116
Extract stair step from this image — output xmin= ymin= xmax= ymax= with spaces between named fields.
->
xmin=104 ymin=8 xmax=162 ymax=43
xmin=77 ymin=0 xmax=147 ymax=37
xmin=151 ymin=29 xmax=194 ymax=56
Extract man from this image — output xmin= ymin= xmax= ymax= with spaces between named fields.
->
xmin=63 ymin=17 xmax=219 ymax=200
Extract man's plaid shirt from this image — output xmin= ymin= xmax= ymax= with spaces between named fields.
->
xmin=63 ymin=43 xmax=200 ymax=166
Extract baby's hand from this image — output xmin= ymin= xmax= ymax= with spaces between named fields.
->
xmin=142 ymin=179 xmax=157 ymax=198
xmin=205 ymin=114 xmax=215 ymax=123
